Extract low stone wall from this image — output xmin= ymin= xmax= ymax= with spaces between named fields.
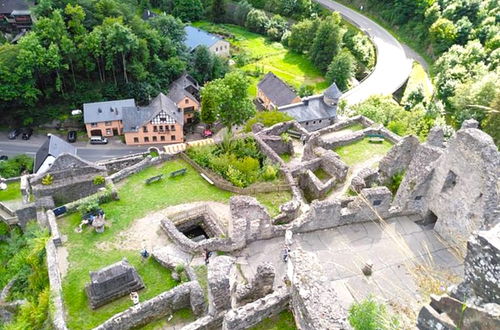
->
xmin=108 ymin=154 xmax=171 ymax=183
xmin=47 ymin=210 xmax=62 ymax=246
xmin=62 ymin=185 xmax=118 ymax=215
xmin=179 ymin=153 xmax=291 ymax=194
xmin=94 ymin=281 xmax=205 ymax=330
xmin=320 ymin=124 xmax=402 ymax=149
xmin=350 ymin=167 xmax=379 ymax=192
xmin=181 ymin=313 xmax=225 ymax=330
xmin=378 ymin=135 xmax=420 ymax=184
xmin=290 ymin=248 xmax=348 ymax=329
xmin=291 ymin=187 xmax=392 ymax=233
xmin=222 ymin=289 xmax=290 ymax=330
xmin=46 ymin=240 xmax=68 ymax=330
xmin=14 ymin=202 xmax=36 ymax=228
xmin=299 ymin=170 xmax=335 ymax=201
xmin=97 ymin=152 xmax=148 ymax=174
xmin=254 ymin=134 xmax=286 ymax=167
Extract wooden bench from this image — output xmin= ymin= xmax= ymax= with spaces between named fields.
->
xmin=145 ymin=174 xmax=164 ymax=185
xmin=287 ymin=130 xmax=302 ymax=139
xmin=367 ymin=134 xmax=385 ymax=143
xmin=170 ymin=168 xmax=187 ymax=177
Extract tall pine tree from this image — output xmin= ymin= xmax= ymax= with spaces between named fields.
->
xmin=309 ymin=14 xmax=343 ymax=72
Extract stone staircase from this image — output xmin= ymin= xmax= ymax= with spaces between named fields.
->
xmin=0 ymin=202 xmax=18 ymax=225
xmin=163 ymin=138 xmax=215 ymax=155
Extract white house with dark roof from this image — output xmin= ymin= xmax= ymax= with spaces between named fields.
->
xmin=278 ymin=83 xmax=342 ymax=131
xmin=184 ymin=26 xmax=230 ymax=57
xmin=34 ymin=134 xmax=77 ymax=174
xmin=257 ymin=72 xmax=301 ymax=110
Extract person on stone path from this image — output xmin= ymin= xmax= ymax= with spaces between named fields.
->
xmin=205 ymin=249 xmax=211 ymax=265
xmin=140 ymin=247 xmax=149 ymax=262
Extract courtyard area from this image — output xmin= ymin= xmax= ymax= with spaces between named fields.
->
xmin=58 ymin=159 xmax=291 ymax=328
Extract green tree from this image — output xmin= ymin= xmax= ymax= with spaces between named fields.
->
xmin=348 ymin=296 xmax=399 ymax=330
xmin=172 ymin=0 xmax=203 ymax=22
xmin=148 ymin=14 xmax=186 ymax=45
xmin=201 ymin=71 xmax=255 ymax=129
xmin=266 ymin=15 xmax=287 ymax=41
xmin=245 ymin=9 xmax=268 ymax=34
xmin=326 ymin=49 xmax=356 ymax=91
xmin=210 ymin=0 xmax=226 ymax=23
xmin=309 ymin=14 xmax=343 ymax=72
xmin=191 ymin=46 xmax=213 ymax=83
xmin=429 ymin=18 xmax=458 ymax=54
xmin=288 ymin=18 xmax=319 ymax=54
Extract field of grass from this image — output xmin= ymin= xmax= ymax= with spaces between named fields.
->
xmin=0 ymin=182 xmax=21 ymax=201
xmin=254 ymin=190 xmax=293 ymax=217
xmin=59 ymin=159 xmax=292 ymax=328
xmin=402 ymin=62 xmax=434 ymax=104
xmin=341 ymin=123 xmax=365 ymax=132
xmin=192 ymin=22 xmax=328 ymax=97
xmin=250 ymin=309 xmax=297 ymax=330
xmin=313 ymin=168 xmax=332 ymax=182
xmin=334 ymin=138 xmax=393 ymax=166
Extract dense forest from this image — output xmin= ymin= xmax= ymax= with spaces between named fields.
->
xmin=337 ymin=0 xmax=499 ymax=144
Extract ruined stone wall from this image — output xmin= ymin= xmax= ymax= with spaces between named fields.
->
xmin=426 ymin=128 xmax=499 ymax=243
xmin=208 ymin=256 xmax=235 ymax=315
xmin=108 ymin=155 xmax=168 ymax=183
xmin=94 ymin=281 xmax=205 ymax=330
xmin=378 ymin=135 xmax=420 ymax=184
xmin=298 ymin=170 xmax=335 ymax=200
xmin=417 ymin=224 xmax=500 ymax=330
xmin=32 ymin=175 xmax=106 ymax=206
xmin=290 ymin=248 xmax=348 ymax=329
xmin=223 ymin=289 xmax=290 ymax=330
xmin=235 ymin=263 xmax=275 ymax=306
xmin=46 ymin=239 xmax=68 ymax=330
xmin=97 ymin=153 xmax=147 ymax=174
xmin=260 ymin=135 xmax=294 ymax=156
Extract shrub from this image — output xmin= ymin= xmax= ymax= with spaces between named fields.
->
xmin=280 ymin=132 xmax=291 ymax=142
xmin=41 ymin=174 xmax=53 ymax=185
xmin=244 ymin=110 xmax=293 ymax=132
xmin=93 ymin=175 xmax=105 ymax=185
xmin=387 ymin=171 xmax=405 ymax=195
xmin=77 ymin=198 xmax=99 ymax=216
xmin=261 ymin=164 xmax=278 ymax=181
xmin=0 ymin=155 xmax=34 ymax=178
xmin=348 ymin=296 xmax=399 ymax=330
xmin=298 ymin=84 xmax=314 ymax=97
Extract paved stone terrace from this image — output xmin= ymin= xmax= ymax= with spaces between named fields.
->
xmin=235 ymin=216 xmax=463 ymax=311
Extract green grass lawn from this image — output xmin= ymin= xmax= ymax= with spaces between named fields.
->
xmin=254 ymin=190 xmax=293 ymax=217
xmin=59 ymin=159 xmax=291 ymax=328
xmin=280 ymin=153 xmax=292 ymax=163
xmin=334 ymin=138 xmax=393 ymax=166
xmin=0 ymin=182 xmax=22 ymax=202
xmin=341 ymin=123 xmax=365 ymax=132
xmin=192 ymin=22 xmax=328 ymax=97
xmin=313 ymin=168 xmax=332 ymax=183
xmin=250 ymin=309 xmax=297 ymax=330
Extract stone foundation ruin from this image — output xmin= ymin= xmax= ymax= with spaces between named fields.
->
xmin=85 ymin=259 xmax=145 ymax=309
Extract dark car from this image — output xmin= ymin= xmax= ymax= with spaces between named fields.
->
xmin=21 ymin=127 xmax=33 ymax=140
xmin=0 ymin=155 xmax=8 ymax=161
xmin=7 ymin=128 xmax=21 ymax=140
xmin=67 ymin=130 xmax=77 ymax=143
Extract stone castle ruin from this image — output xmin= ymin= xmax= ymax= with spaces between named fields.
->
xmin=10 ymin=115 xmax=498 ymax=330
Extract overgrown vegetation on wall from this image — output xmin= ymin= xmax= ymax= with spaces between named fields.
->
xmin=0 ymin=222 xmax=50 ymax=329
xmin=348 ymin=296 xmax=400 ymax=330
xmin=0 ymin=155 xmax=34 ymax=178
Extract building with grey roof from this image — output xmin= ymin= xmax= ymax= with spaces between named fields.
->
xmin=0 ymin=0 xmax=33 ymax=31
xmin=83 ymin=99 xmax=135 ymax=124
xmin=167 ymin=73 xmax=200 ymax=104
xmin=34 ymin=134 xmax=77 ymax=174
xmin=278 ymin=83 xmax=342 ymax=131
xmin=184 ymin=26 xmax=230 ymax=57
xmin=257 ymin=72 xmax=301 ymax=110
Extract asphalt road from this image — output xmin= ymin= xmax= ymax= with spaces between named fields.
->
xmin=314 ymin=0 xmax=414 ymax=105
xmin=0 ymin=134 xmax=149 ymax=162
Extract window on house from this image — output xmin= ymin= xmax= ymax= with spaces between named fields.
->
xmin=305 ymin=122 xmax=309 ymax=125
xmin=171 ymin=135 xmax=175 ymax=141
xmin=319 ymin=120 xmax=322 ymax=123
xmin=153 ymin=126 xmax=158 ymax=132
xmin=105 ymin=121 xmax=112 ymax=126
xmin=170 ymin=125 xmax=175 ymax=131
xmin=160 ymin=136 xmax=165 ymax=141
xmin=133 ymin=137 xmax=139 ymax=143
xmin=91 ymin=123 xmax=98 ymax=127
xmin=185 ymin=99 xmax=189 ymax=104
xmin=143 ymin=126 xmax=148 ymax=133
xmin=144 ymin=137 xmax=149 ymax=142
xmin=106 ymin=128 xmax=112 ymax=135
xmin=159 ymin=125 xmax=164 ymax=132
xmin=153 ymin=136 xmax=157 ymax=142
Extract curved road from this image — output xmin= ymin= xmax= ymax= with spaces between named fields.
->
xmin=315 ymin=0 xmax=413 ymax=105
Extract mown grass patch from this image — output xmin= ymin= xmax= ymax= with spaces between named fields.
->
xmin=334 ymin=138 xmax=393 ymax=166
xmin=250 ymin=309 xmax=297 ymax=330
xmin=192 ymin=21 xmax=328 ymax=97
xmin=313 ymin=168 xmax=332 ymax=183
xmin=254 ymin=190 xmax=293 ymax=217
xmin=0 ymin=182 xmax=21 ymax=201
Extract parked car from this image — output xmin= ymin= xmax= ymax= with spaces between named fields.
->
xmin=90 ymin=136 xmax=108 ymax=144
xmin=202 ymin=129 xmax=213 ymax=138
xmin=21 ymin=127 xmax=33 ymax=140
xmin=67 ymin=130 xmax=77 ymax=143
xmin=7 ymin=128 xmax=21 ymax=139
xmin=0 ymin=155 xmax=8 ymax=161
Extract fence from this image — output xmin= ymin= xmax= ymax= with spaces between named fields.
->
xmin=178 ymin=153 xmax=291 ymax=195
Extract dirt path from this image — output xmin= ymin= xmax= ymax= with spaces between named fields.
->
xmin=96 ymin=201 xmax=230 ymax=252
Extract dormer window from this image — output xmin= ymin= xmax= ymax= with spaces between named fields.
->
xmin=98 ymin=108 xmax=102 ymax=113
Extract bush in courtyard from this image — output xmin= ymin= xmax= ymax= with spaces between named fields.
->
xmin=93 ymin=175 xmax=105 ymax=185
xmin=41 ymin=174 xmax=53 ymax=185
xmin=77 ymin=198 xmax=100 ymax=216
xmin=261 ymin=164 xmax=278 ymax=181
xmin=245 ymin=9 xmax=268 ymax=34
xmin=348 ymin=296 xmax=400 ymax=330
xmin=387 ymin=171 xmax=405 ymax=195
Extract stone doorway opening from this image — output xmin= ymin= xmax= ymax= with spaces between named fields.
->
xmin=172 ymin=210 xmax=224 ymax=242
xmin=416 ymin=210 xmax=438 ymax=230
